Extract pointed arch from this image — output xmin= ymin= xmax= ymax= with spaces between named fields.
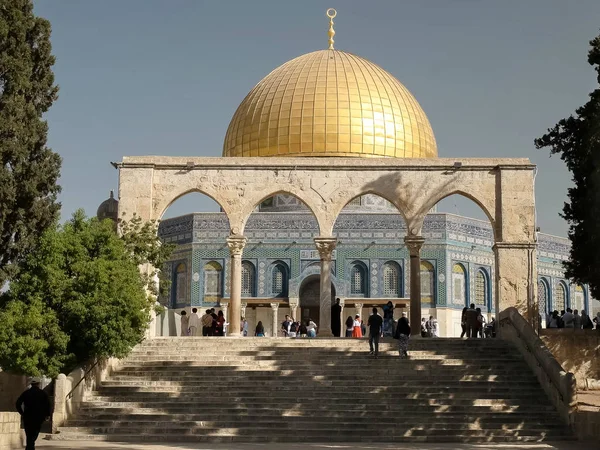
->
xmin=157 ymin=188 xmax=228 ymax=222
xmin=240 ymin=190 xmax=322 ymax=235
xmin=415 ymin=190 xmax=496 ymax=239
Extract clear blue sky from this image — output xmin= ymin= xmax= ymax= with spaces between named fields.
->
xmin=33 ymin=0 xmax=600 ymax=236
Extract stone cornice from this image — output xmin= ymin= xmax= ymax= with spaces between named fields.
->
xmin=120 ymin=156 xmax=535 ymax=172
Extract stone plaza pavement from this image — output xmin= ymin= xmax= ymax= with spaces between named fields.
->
xmin=35 ymin=437 xmax=597 ymax=450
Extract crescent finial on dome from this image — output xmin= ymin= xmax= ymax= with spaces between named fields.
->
xmin=326 ymin=8 xmax=337 ymax=50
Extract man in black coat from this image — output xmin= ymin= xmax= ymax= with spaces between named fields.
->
xmin=16 ymin=378 xmax=51 ymax=450
xmin=331 ymin=298 xmax=342 ymax=337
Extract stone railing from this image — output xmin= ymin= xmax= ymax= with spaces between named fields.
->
xmin=0 ymin=412 xmax=21 ymax=449
xmin=52 ymin=357 xmax=120 ymax=433
xmin=498 ymin=307 xmax=577 ymax=428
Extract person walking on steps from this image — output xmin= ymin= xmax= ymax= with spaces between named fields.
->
xmin=16 ymin=378 xmax=51 ymax=450
xmin=368 ymin=307 xmax=383 ymax=357
xmin=394 ymin=312 xmax=411 ymax=358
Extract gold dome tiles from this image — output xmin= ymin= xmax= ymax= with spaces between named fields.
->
xmin=224 ymin=49 xmax=437 ymax=158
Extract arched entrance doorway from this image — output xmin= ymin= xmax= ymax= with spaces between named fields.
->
xmin=299 ymin=275 xmax=336 ymax=331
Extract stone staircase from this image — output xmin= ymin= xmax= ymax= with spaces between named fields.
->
xmin=52 ymin=338 xmax=574 ymax=443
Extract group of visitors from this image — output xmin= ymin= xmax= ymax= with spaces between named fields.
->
xmin=280 ymin=315 xmax=318 ymax=337
xmin=420 ymin=316 xmax=440 ymax=337
xmin=545 ymin=308 xmax=599 ymax=329
xmin=180 ymin=308 xmax=228 ymax=336
xmin=362 ymin=306 xmax=411 ymax=359
xmin=459 ymin=304 xmax=495 ymax=338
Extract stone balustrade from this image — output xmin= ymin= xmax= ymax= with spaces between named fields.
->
xmin=498 ymin=307 xmax=577 ymax=428
xmin=0 ymin=412 xmax=21 ymax=449
xmin=52 ymin=357 xmax=121 ymax=432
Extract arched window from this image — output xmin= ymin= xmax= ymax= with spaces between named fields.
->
xmin=382 ymin=261 xmax=400 ymax=297
xmin=538 ymin=279 xmax=548 ymax=316
xmin=272 ymin=263 xmax=287 ymax=296
xmin=350 ymin=262 xmax=367 ymax=295
xmin=573 ymin=284 xmax=585 ymax=311
xmin=204 ymin=261 xmax=223 ymax=298
xmin=555 ymin=282 xmax=566 ymax=312
xmin=452 ymin=263 xmax=467 ymax=306
xmin=420 ymin=261 xmax=435 ymax=305
xmin=475 ymin=270 xmax=487 ymax=308
xmin=175 ymin=263 xmax=187 ymax=305
xmin=241 ymin=261 xmax=256 ymax=296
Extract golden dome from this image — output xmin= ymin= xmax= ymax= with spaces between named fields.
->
xmin=223 ymin=49 xmax=437 ymax=158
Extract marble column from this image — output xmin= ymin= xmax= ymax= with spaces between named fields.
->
xmin=226 ymin=235 xmax=247 ymax=337
xmin=405 ymin=235 xmax=425 ymax=337
xmin=240 ymin=302 xmax=248 ymax=320
xmin=221 ymin=302 xmax=229 ymax=335
xmin=271 ymin=302 xmax=279 ymax=338
xmin=289 ymin=298 xmax=299 ymax=321
xmin=354 ymin=302 xmax=364 ymax=319
xmin=339 ymin=298 xmax=345 ymax=334
xmin=314 ymin=237 xmax=337 ymax=336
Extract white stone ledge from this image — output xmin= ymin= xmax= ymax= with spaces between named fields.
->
xmin=119 ymin=156 xmax=534 ymax=171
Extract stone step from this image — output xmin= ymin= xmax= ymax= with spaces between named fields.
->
xmin=49 ymin=432 xmax=575 ymax=444
xmin=85 ymin=394 xmax=552 ymax=405
xmin=107 ymin=375 xmax=537 ymax=384
xmin=116 ymin=361 xmax=530 ymax=369
xmin=72 ymin=410 xmax=560 ymax=420
xmin=53 ymin=426 xmax=572 ymax=440
xmin=77 ymin=403 xmax=557 ymax=414
xmin=93 ymin=387 xmax=546 ymax=397
xmin=128 ymin=347 xmax=518 ymax=354
xmin=99 ymin=381 xmax=542 ymax=391
xmin=64 ymin=418 xmax=565 ymax=430
xmin=111 ymin=364 xmax=535 ymax=380
xmin=104 ymin=377 xmax=539 ymax=386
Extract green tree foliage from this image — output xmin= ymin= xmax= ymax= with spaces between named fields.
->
xmin=0 ymin=0 xmax=62 ymax=287
xmin=119 ymin=214 xmax=176 ymax=299
xmin=0 ymin=212 xmax=173 ymax=377
xmin=535 ymin=33 xmax=600 ymax=299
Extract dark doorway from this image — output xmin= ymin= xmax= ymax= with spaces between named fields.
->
xmin=299 ymin=275 xmax=336 ymax=331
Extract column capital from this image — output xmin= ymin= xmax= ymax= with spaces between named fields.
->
xmin=226 ymin=235 xmax=247 ymax=257
xmin=270 ymin=302 xmax=280 ymax=311
xmin=288 ymin=298 xmax=299 ymax=308
xmin=314 ymin=236 xmax=337 ymax=261
xmin=354 ymin=302 xmax=364 ymax=310
xmin=338 ymin=297 xmax=345 ymax=308
xmin=404 ymin=235 xmax=425 ymax=256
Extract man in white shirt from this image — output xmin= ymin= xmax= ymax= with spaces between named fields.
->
xmin=188 ymin=308 xmax=200 ymax=336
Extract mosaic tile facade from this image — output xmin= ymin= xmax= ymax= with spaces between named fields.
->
xmin=160 ymin=211 xmax=592 ymax=315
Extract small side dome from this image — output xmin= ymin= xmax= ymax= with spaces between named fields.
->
xmin=97 ymin=190 xmax=119 ymax=223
